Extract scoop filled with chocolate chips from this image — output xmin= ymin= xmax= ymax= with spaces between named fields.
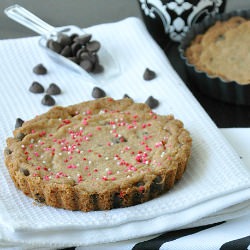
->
xmin=5 ymin=4 xmax=120 ymax=82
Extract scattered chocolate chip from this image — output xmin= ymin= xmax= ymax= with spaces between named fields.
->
xmin=86 ymin=40 xmax=101 ymax=52
xmin=33 ymin=64 xmax=47 ymax=75
xmin=80 ymin=59 xmax=93 ymax=72
xmin=16 ymin=132 xmax=25 ymax=141
xmin=29 ymin=81 xmax=44 ymax=94
xmin=20 ymin=168 xmax=30 ymax=176
xmin=15 ymin=118 xmax=24 ymax=129
xmin=41 ymin=94 xmax=56 ymax=106
xmin=47 ymin=40 xmax=62 ymax=53
xmin=91 ymin=87 xmax=106 ymax=99
xmin=46 ymin=83 xmax=61 ymax=95
xmin=4 ymin=148 xmax=12 ymax=155
xmin=143 ymin=68 xmax=156 ymax=81
xmin=145 ymin=96 xmax=159 ymax=109
xmin=74 ymin=34 xmax=92 ymax=45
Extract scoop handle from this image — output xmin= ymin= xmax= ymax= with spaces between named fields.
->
xmin=4 ymin=4 xmax=55 ymax=36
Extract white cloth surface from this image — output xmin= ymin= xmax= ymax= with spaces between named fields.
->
xmin=0 ymin=17 xmax=249 ymax=248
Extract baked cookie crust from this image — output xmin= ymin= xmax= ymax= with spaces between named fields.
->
xmin=4 ymin=98 xmax=192 ymax=211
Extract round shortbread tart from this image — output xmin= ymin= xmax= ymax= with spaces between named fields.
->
xmin=4 ymin=98 xmax=192 ymax=212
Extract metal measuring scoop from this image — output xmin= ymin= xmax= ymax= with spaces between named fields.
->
xmin=4 ymin=4 xmax=120 ymax=84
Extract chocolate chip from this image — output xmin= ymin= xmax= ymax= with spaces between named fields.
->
xmin=86 ymin=41 xmax=101 ymax=52
xmin=92 ymin=87 xmax=106 ymax=99
xmin=35 ymin=193 xmax=45 ymax=203
xmin=74 ymin=34 xmax=92 ymax=45
xmin=20 ymin=168 xmax=30 ymax=176
xmin=33 ymin=64 xmax=47 ymax=75
xmin=41 ymin=94 xmax=56 ymax=106
xmin=123 ymin=94 xmax=131 ymax=99
xmin=47 ymin=40 xmax=62 ymax=53
xmin=68 ymin=57 xmax=79 ymax=64
xmin=80 ymin=59 xmax=93 ymax=72
xmin=143 ymin=68 xmax=156 ymax=81
xmin=136 ymin=181 xmax=145 ymax=187
xmin=4 ymin=148 xmax=12 ymax=155
xmin=46 ymin=83 xmax=61 ymax=95
xmin=112 ymin=136 xmax=127 ymax=144
xmin=92 ymin=63 xmax=104 ymax=74
xmin=145 ymin=96 xmax=159 ymax=109
xmin=16 ymin=132 xmax=25 ymax=141
xmin=60 ymin=45 xmax=72 ymax=57
xmin=57 ymin=33 xmax=71 ymax=46
xmin=29 ymin=81 xmax=44 ymax=94
xmin=76 ymin=49 xmax=88 ymax=59
xmin=70 ymin=33 xmax=79 ymax=41
xmin=71 ymin=42 xmax=82 ymax=56
xmin=15 ymin=118 xmax=24 ymax=129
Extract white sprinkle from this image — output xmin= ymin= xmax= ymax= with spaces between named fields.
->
xmin=82 ymin=111 xmax=86 ymax=115
xmin=48 ymin=168 xmax=51 ymax=171
xmin=105 ymin=168 xmax=110 ymax=171
xmin=112 ymin=125 xmax=116 ymax=129
xmin=68 ymin=152 xmax=71 ymax=155
xmin=21 ymin=145 xmax=25 ymax=148
xmin=127 ymin=175 xmax=131 ymax=178
xmin=116 ymin=171 xmax=120 ymax=174
xmin=30 ymin=138 xmax=34 ymax=143
xmin=120 ymin=150 xmax=124 ymax=154
xmin=58 ymin=152 xmax=62 ymax=156
xmin=80 ymin=151 xmax=83 ymax=154
xmin=79 ymin=127 xmax=83 ymax=130
xmin=58 ymin=118 xmax=62 ymax=121
xmin=105 ymin=157 xmax=109 ymax=160
xmin=77 ymin=173 xmax=80 ymax=177
xmin=96 ymin=177 xmax=99 ymax=180
xmin=99 ymin=110 xmax=105 ymax=114
xmin=68 ymin=176 xmax=71 ymax=179
xmin=42 ymin=161 xmax=46 ymax=164
xmin=88 ymin=161 xmax=92 ymax=164
xmin=76 ymin=163 xmax=80 ymax=167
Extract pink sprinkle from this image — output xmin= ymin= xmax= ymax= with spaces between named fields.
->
xmin=84 ymin=166 xmax=89 ymax=170
xmin=96 ymin=126 xmax=102 ymax=131
xmin=27 ymin=156 xmax=32 ymax=161
xmin=139 ymin=186 xmax=145 ymax=192
xmin=107 ymin=170 xmax=113 ymax=175
xmin=102 ymin=176 xmax=108 ymax=181
xmin=44 ymin=175 xmax=50 ymax=181
xmin=35 ymin=166 xmax=41 ymax=170
xmin=111 ymin=177 xmax=116 ymax=181
xmin=34 ymin=152 xmax=39 ymax=157
xmin=67 ymin=165 xmax=77 ymax=169
xmin=82 ymin=119 xmax=88 ymax=126
xmin=94 ymin=168 xmax=98 ymax=172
